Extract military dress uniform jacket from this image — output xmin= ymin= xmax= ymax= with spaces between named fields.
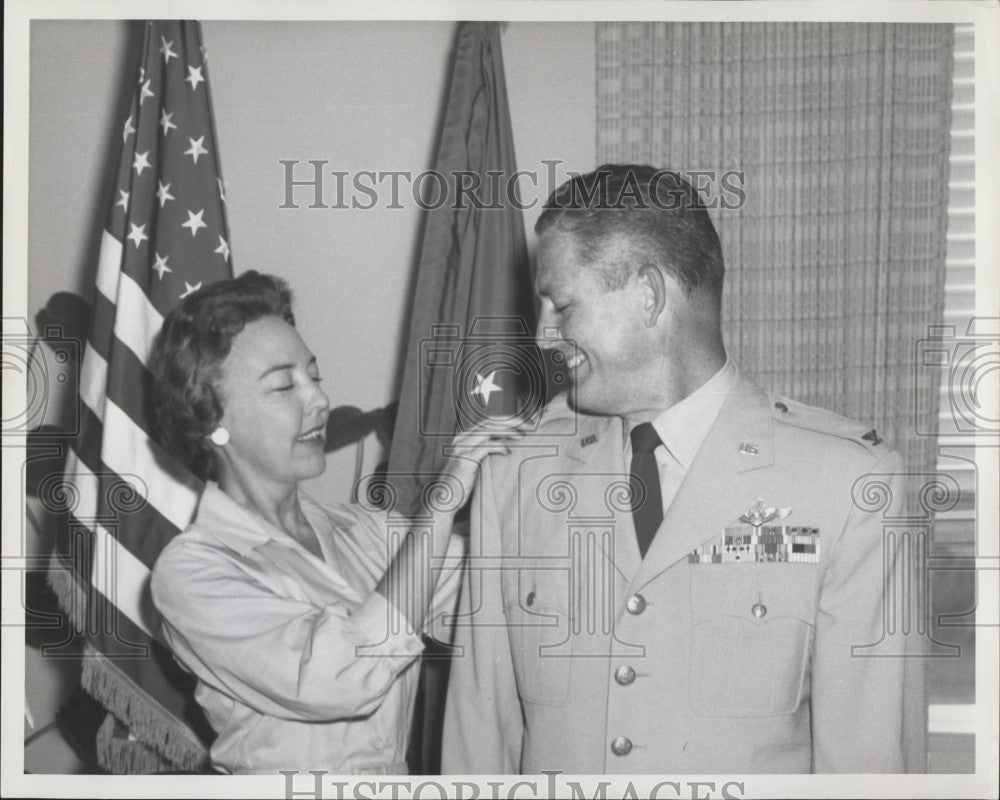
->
xmin=442 ymin=370 xmax=926 ymax=774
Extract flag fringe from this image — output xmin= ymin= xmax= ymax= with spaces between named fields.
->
xmin=96 ymin=712 xmax=173 ymax=775
xmin=48 ymin=561 xmax=206 ymax=771
xmin=46 ymin=554 xmax=87 ymax=634
xmin=82 ymin=646 xmax=207 ymax=772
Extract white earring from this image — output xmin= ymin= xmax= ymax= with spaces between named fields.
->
xmin=209 ymin=427 xmax=230 ymax=446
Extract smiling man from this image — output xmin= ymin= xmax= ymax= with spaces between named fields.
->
xmin=442 ymin=165 xmax=925 ymax=774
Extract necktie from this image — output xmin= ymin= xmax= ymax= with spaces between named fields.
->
xmin=629 ymin=422 xmax=663 ymax=559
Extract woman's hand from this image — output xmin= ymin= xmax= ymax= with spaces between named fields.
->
xmin=439 ymin=421 xmax=530 ymax=506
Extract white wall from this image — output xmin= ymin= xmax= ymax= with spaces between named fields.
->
xmin=28 ymin=20 xmax=595 ymax=502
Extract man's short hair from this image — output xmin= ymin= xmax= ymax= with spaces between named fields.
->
xmin=148 ymin=270 xmax=294 ymax=481
xmin=535 ymin=165 xmax=725 ymax=304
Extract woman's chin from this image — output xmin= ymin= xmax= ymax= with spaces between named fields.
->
xmin=298 ymin=455 xmax=327 ymax=481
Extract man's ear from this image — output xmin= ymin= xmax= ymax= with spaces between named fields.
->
xmin=637 ymin=264 xmax=667 ymax=327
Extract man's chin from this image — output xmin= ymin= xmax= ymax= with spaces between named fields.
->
xmin=565 ymin=382 xmax=617 ymax=418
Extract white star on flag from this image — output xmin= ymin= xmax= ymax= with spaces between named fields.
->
xmin=470 ymin=370 xmax=503 ymax=406
xmin=151 ymin=252 xmax=172 ymax=279
xmin=126 ymin=222 xmax=148 ymax=248
xmin=115 ymin=189 xmax=130 ymax=211
xmin=139 ymin=79 xmax=155 ymax=106
xmin=214 ymin=235 xmax=230 ymax=262
xmin=133 ymin=150 xmax=151 ymax=176
xmin=179 ymin=281 xmax=202 ymax=299
xmin=160 ymin=37 xmax=178 ymax=64
xmin=186 ymin=64 xmax=205 ymax=90
xmin=185 ymin=136 xmax=208 ymax=164
xmin=182 ymin=209 xmax=207 ymax=237
xmin=159 ymin=109 xmax=177 ymax=136
xmin=156 ymin=181 xmax=175 ymax=207
xmin=122 ymin=115 xmax=136 ymax=142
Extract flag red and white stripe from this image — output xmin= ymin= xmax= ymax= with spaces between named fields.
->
xmin=47 ymin=20 xmax=232 ymax=773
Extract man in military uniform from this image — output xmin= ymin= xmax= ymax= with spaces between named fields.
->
xmin=442 ymin=165 xmax=925 ymax=774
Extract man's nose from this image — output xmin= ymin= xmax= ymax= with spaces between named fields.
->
xmin=535 ymin=309 xmax=562 ymax=349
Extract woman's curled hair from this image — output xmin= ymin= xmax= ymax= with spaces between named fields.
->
xmin=148 ymin=270 xmax=294 ymax=481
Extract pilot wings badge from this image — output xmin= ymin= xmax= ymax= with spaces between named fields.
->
xmin=689 ymin=498 xmax=820 ymax=564
xmin=739 ymin=498 xmax=792 ymax=529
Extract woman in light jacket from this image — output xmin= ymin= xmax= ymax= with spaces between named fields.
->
xmin=149 ymin=271 xmax=511 ymax=774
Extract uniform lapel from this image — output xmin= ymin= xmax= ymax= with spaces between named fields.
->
xmin=593 ymin=416 xmax=643 ymax=587
xmin=629 ymin=373 xmax=775 ymax=592
xmin=546 ymin=415 xmax=643 ymax=586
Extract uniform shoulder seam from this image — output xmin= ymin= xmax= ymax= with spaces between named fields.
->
xmin=770 ymin=395 xmax=887 ymax=457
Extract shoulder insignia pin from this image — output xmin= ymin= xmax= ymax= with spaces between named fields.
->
xmin=861 ymin=429 xmax=883 ymax=446
xmin=580 ymin=434 xmax=598 ymax=448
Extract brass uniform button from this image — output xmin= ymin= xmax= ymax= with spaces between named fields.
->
xmin=774 ymin=401 xmax=788 ymax=413
xmin=614 ymin=665 xmax=636 ymax=686
xmin=625 ymin=593 xmax=647 ymax=615
xmin=526 ymin=591 xmax=535 ymax=607
xmin=752 ymin=602 xmax=767 ymax=619
xmin=610 ymin=736 xmax=633 ymax=756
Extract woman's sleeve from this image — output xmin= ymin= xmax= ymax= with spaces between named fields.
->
xmin=425 ymin=532 xmax=467 ymax=644
xmin=347 ymin=503 xmax=467 ymax=644
xmin=150 ymin=538 xmax=424 ymax=722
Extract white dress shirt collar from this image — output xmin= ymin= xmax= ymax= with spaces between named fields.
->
xmin=633 ymin=357 xmax=736 ymax=467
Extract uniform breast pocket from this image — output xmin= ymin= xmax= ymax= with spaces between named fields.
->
xmin=689 ymin=564 xmax=817 ymax=717
xmin=505 ymin=591 xmax=572 ymax=706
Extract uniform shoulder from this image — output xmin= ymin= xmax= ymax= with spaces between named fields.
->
xmin=770 ymin=394 xmax=889 ymax=460
xmin=534 ymin=391 xmax=584 ymax=436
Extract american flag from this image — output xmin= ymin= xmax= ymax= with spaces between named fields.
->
xmin=46 ymin=20 xmax=231 ymax=773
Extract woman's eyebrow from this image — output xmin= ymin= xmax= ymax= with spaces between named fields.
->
xmin=258 ymin=362 xmax=294 ymax=380
xmin=258 ymin=355 xmax=318 ymax=380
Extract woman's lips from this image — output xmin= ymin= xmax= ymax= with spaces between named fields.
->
xmin=296 ymin=424 xmax=325 ymax=443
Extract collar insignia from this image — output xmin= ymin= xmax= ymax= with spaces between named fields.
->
xmin=861 ymin=429 xmax=883 ymax=446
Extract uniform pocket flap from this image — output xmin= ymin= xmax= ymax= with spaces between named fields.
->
xmin=690 ymin=563 xmax=818 ymax=625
